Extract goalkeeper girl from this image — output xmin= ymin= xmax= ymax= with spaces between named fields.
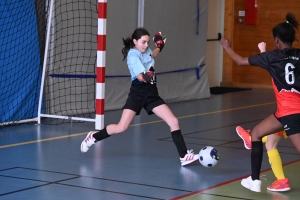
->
xmin=221 ymin=13 xmax=300 ymax=192
xmin=80 ymin=28 xmax=199 ymax=166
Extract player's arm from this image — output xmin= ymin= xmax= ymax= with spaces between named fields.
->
xmin=152 ymin=47 xmax=160 ymax=58
xmin=220 ymin=38 xmax=249 ymax=66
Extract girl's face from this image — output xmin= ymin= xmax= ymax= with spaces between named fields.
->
xmin=133 ymin=35 xmax=150 ymax=53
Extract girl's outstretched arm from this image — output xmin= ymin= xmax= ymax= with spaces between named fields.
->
xmin=220 ymin=38 xmax=250 ymax=66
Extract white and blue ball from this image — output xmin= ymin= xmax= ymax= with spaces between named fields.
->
xmin=199 ymin=146 xmax=220 ymax=167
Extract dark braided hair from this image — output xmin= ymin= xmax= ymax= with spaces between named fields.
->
xmin=121 ymin=28 xmax=150 ymax=61
xmin=272 ymin=13 xmax=299 ymax=45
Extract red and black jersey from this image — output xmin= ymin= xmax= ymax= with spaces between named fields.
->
xmin=248 ymin=48 xmax=300 ymax=117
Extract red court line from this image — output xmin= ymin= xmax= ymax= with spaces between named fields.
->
xmin=171 ymin=159 xmax=300 ymax=200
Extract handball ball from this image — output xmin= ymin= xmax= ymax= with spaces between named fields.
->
xmin=199 ymin=146 xmax=220 ymax=167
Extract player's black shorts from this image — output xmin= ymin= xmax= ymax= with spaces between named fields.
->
xmin=274 ymin=113 xmax=300 ymax=136
xmin=122 ymin=83 xmax=165 ymax=115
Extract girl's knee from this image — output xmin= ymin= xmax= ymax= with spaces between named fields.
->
xmin=118 ymin=126 xmax=128 ymax=133
xmin=171 ymin=117 xmax=179 ymax=125
xmin=251 ymin=131 xmax=262 ymax=141
xmin=168 ymin=117 xmax=179 ymax=129
xmin=251 ymin=127 xmax=265 ymax=141
xmin=265 ymin=142 xmax=274 ymax=151
xmin=107 ymin=124 xmax=128 ymax=135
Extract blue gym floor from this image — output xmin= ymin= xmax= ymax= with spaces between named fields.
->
xmin=0 ymin=88 xmax=299 ymax=200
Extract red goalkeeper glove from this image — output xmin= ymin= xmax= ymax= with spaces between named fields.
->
xmin=153 ymin=32 xmax=167 ymax=52
xmin=142 ymin=71 xmax=154 ymax=83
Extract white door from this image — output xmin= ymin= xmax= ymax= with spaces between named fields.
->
xmin=205 ymin=0 xmax=224 ymax=87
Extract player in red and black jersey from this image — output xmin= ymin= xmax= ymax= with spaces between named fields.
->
xmin=249 ymin=45 xmax=300 ymax=118
xmin=221 ymin=13 xmax=300 ymax=193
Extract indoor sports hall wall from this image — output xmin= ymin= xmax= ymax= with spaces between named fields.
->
xmin=105 ymin=0 xmax=210 ymax=110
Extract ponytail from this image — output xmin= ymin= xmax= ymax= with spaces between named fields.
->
xmin=286 ymin=13 xmax=299 ymax=29
xmin=122 ymin=37 xmax=134 ymax=61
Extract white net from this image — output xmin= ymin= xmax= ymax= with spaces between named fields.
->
xmin=41 ymin=0 xmax=98 ymax=124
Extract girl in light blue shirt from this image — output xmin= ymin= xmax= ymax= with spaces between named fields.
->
xmin=81 ymin=28 xmax=199 ymax=166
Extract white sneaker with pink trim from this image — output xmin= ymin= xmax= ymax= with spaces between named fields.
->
xmin=80 ymin=131 xmax=97 ymax=153
xmin=180 ymin=150 xmax=199 ymax=166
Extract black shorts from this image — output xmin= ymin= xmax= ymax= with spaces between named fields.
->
xmin=274 ymin=113 xmax=300 ymax=136
xmin=122 ymin=83 xmax=165 ymax=115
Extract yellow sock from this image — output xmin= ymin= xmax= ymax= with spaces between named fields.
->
xmin=267 ymin=149 xmax=285 ymax=180
xmin=262 ymin=136 xmax=267 ymax=143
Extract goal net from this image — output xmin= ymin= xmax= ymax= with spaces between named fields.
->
xmin=38 ymin=0 xmax=98 ymax=125
xmin=0 ymin=1 xmax=44 ymax=126
xmin=0 ymin=0 xmax=99 ymax=126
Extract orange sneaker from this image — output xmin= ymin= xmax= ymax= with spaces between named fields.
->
xmin=267 ymin=178 xmax=290 ymax=192
xmin=236 ymin=126 xmax=252 ymax=149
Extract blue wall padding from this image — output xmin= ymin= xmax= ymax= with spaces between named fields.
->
xmin=0 ymin=1 xmax=42 ymax=123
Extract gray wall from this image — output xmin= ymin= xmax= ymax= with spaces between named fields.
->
xmin=105 ymin=0 xmax=210 ymax=110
